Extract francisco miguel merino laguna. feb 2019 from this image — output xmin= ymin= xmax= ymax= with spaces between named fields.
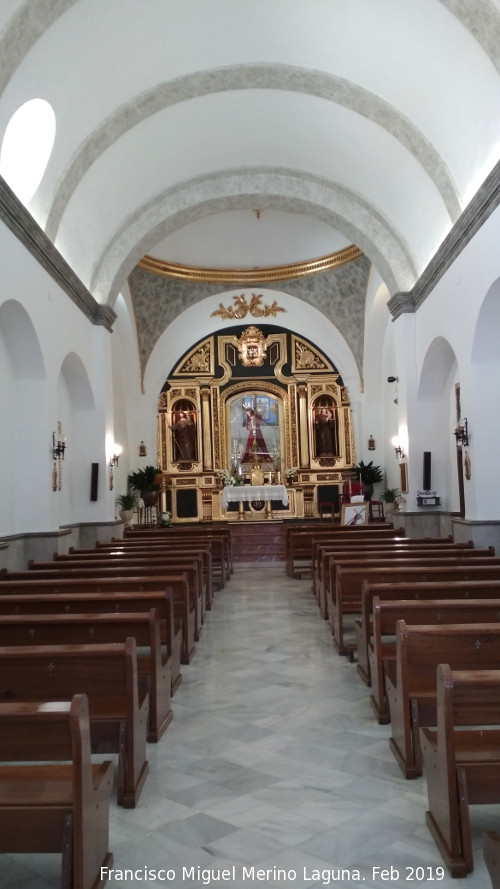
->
xmin=100 ymin=864 xmax=446 ymax=883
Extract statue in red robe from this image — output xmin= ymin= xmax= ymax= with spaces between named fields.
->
xmin=240 ymin=408 xmax=271 ymax=463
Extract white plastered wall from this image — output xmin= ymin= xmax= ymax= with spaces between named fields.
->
xmin=0 ymin=223 xmax=115 ymax=535
xmin=410 ymin=204 xmax=500 ymax=521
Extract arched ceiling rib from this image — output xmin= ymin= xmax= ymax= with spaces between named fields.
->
xmin=90 ymin=171 xmax=417 ymax=305
xmin=1 ymin=0 xmax=500 ymax=311
xmin=41 ymin=64 xmax=462 ymax=241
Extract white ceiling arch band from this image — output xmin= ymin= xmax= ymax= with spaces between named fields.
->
xmin=89 ymin=169 xmax=418 ymax=305
xmin=43 ymin=63 xmax=461 ymax=240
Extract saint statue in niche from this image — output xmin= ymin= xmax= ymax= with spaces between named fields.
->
xmin=314 ymin=405 xmax=339 ymax=457
xmin=240 ymin=403 xmax=271 ymax=464
xmin=171 ymin=406 xmax=197 ymax=461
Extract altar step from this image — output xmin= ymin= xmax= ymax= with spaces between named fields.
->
xmin=231 ymin=522 xmax=286 ymax=562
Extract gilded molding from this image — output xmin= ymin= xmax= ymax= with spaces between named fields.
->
xmin=211 ymin=293 xmax=286 ymax=320
xmin=292 ymin=336 xmax=331 ymax=373
xmin=138 ymin=245 xmax=363 ymax=284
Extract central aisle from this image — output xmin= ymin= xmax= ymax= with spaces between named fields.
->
xmin=6 ymin=564 xmax=491 ymax=888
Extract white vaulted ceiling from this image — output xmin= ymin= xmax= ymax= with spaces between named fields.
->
xmin=1 ymin=0 xmax=500 ymax=306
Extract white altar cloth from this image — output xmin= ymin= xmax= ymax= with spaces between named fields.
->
xmin=220 ymin=484 xmax=288 ymax=509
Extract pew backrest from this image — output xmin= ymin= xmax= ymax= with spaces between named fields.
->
xmin=0 ymin=693 xmax=114 ymax=889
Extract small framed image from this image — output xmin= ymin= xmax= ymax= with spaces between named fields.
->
xmin=399 ymin=461 xmax=409 ymax=494
xmin=341 ymin=502 xmax=369 ymax=526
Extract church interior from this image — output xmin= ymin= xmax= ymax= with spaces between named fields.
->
xmin=1 ymin=2 xmax=500 ymax=887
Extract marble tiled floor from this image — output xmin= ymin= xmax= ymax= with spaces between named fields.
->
xmin=2 ymin=563 xmax=496 ymax=888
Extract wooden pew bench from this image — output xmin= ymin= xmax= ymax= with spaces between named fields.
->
xmin=0 ymin=608 xmax=172 ymax=742
xmin=120 ymin=526 xmax=232 ymax=587
xmin=420 ymin=665 xmax=500 ymax=877
xmin=356 ymin=577 xmax=500 ymax=689
xmin=312 ymin=536 xmax=467 ymax=602
xmin=76 ymin=542 xmax=214 ymax=607
xmin=317 ymin=545 xmax=492 ymax=621
xmin=285 ymin=525 xmax=400 ymax=578
xmin=0 ymin=582 xmax=185 ymax=690
xmin=0 ymin=694 xmax=113 ymax=889
xmin=313 ymin=537 xmax=476 ymax=616
xmin=0 ymin=637 xmax=149 ymax=807
xmin=23 ymin=554 xmax=206 ymax=642
xmin=367 ymin=595 xmax=500 ymax=724
xmin=330 ymin=562 xmax=500 ymax=657
xmin=0 ymin=572 xmax=193 ymax=668
xmin=386 ymin=621 xmax=500 ymax=779
xmin=125 ymin=532 xmax=226 ymax=592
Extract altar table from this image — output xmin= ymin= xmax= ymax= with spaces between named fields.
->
xmin=221 ymin=484 xmax=288 ymax=518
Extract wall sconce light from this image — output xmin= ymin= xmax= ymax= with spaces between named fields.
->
xmin=52 ymin=422 xmax=66 ymax=491
xmin=109 ymin=445 xmax=122 ymax=468
xmin=108 ymin=445 xmax=122 ymax=491
xmin=392 ymin=436 xmax=405 ymax=459
xmin=367 ymin=434 xmax=376 ymax=451
xmin=453 ymin=417 xmax=469 ymax=447
xmin=52 ymin=424 xmax=66 ymax=460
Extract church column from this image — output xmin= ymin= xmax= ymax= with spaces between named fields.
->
xmin=200 ymin=387 xmax=212 ymax=470
xmin=297 ymin=384 xmax=309 ymax=467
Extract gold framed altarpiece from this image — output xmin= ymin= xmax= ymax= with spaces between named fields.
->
xmin=156 ymin=324 xmax=355 ymax=522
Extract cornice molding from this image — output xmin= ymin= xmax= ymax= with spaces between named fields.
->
xmin=389 ymin=159 xmax=500 ymax=319
xmin=0 ymin=177 xmax=115 ymax=331
xmin=138 ymin=245 xmax=363 ymax=284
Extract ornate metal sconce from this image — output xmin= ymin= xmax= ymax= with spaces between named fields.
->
xmin=108 ymin=445 xmax=122 ymax=490
xmin=52 ymin=422 xmax=66 ymax=491
xmin=453 ymin=417 xmax=469 ymax=447
xmin=391 ymin=436 xmax=405 ymax=459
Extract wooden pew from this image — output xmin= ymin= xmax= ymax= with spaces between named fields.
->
xmin=70 ymin=542 xmax=214 ymax=608
xmin=356 ymin=576 xmax=500 ymax=688
xmin=121 ymin=525 xmax=232 ymax=587
xmin=483 ymin=832 xmax=500 ymax=889
xmin=312 ymin=536 xmax=469 ymax=601
xmin=367 ymin=596 xmax=500 ymax=724
xmin=0 ymin=582 xmax=185 ymax=688
xmin=330 ymin=562 xmax=500 ymax=657
xmin=0 ymin=637 xmax=149 ymax=807
xmin=0 ymin=572 xmax=193 ymax=667
xmin=285 ymin=525 xmax=400 ymax=578
xmin=24 ymin=553 xmax=207 ymax=641
xmin=314 ymin=538 xmax=477 ymax=609
xmin=115 ymin=534 xmax=223 ymax=592
xmin=317 ymin=546 xmax=493 ymax=620
xmin=386 ymin=621 xmax=500 ymax=779
xmin=0 ymin=694 xmax=114 ymax=889
xmin=420 ymin=665 xmax=500 ymax=877
xmin=0 ymin=608 xmax=172 ymax=742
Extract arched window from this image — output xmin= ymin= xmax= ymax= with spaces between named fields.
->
xmin=0 ymin=98 xmax=56 ymax=204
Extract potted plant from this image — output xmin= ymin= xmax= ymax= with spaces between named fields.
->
xmin=285 ymin=467 xmax=298 ymax=484
xmin=115 ymin=492 xmax=138 ymax=527
xmin=127 ymin=465 xmax=162 ymax=506
xmin=354 ymin=460 xmax=383 ymax=500
xmin=381 ymin=487 xmax=399 ymax=522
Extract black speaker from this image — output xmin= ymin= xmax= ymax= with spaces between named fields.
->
xmin=90 ymin=462 xmax=99 ymax=501
xmin=423 ymin=451 xmax=432 ymax=491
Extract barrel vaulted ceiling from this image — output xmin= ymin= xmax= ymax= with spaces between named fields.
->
xmin=1 ymin=0 xmax=500 ymax=323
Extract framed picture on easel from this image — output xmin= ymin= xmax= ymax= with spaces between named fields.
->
xmin=341 ymin=502 xmax=369 ymax=525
